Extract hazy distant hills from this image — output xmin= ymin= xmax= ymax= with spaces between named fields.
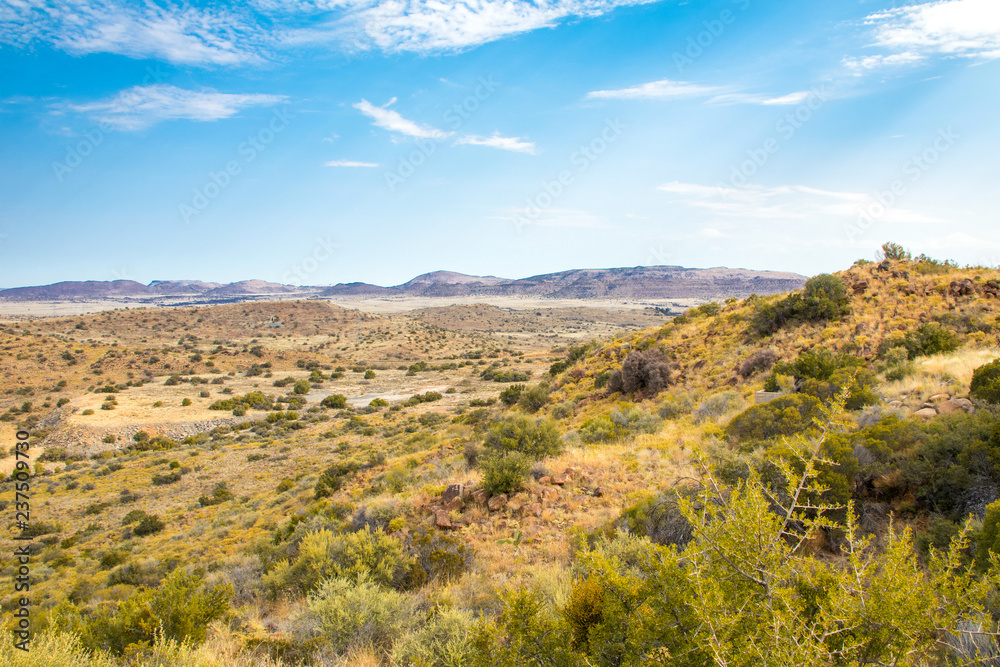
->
xmin=0 ymin=266 xmax=807 ymax=304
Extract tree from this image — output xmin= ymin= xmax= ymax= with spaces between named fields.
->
xmin=971 ymin=359 xmax=1000 ymax=404
xmin=607 ymin=348 xmax=672 ymax=397
xmin=881 ymin=241 xmax=912 ymax=261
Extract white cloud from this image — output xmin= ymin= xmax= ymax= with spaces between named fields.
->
xmin=285 ymin=0 xmax=659 ymax=54
xmin=67 ymin=85 xmax=285 ymax=130
xmin=586 ymin=79 xmax=824 ymax=106
xmin=586 ymin=79 xmax=727 ymax=100
xmin=324 ymin=159 xmax=380 ymax=167
xmin=849 ymin=0 xmax=1000 ymax=71
xmin=353 ymin=98 xmax=451 ymax=140
xmin=658 ymin=181 xmax=938 ymax=224
xmin=0 ymin=1 xmax=264 ymax=65
xmin=455 ymin=133 xmax=536 ymax=154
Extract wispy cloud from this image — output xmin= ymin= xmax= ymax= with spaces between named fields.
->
xmin=285 ymin=0 xmax=659 ymax=54
xmin=353 ymin=98 xmax=451 ymax=140
xmin=0 ymin=1 xmax=265 ymax=65
xmin=586 ymin=79 xmax=821 ymax=106
xmin=586 ymin=79 xmax=727 ymax=100
xmin=658 ymin=181 xmax=938 ymax=224
xmin=846 ymin=0 xmax=1000 ymax=71
xmin=455 ymin=133 xmax=536 ymax=154
xmin=324 ymin=159 xmax=380 ymax=167
xmin=66 ymin=85 xmax=285 ymax=131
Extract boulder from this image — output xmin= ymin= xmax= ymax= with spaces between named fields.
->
xmin=551 ymin=475 xmax=569 ymax=485
xmin=487 ymin=494 xmax=508 ymax=512
xmin=914 ymin=407 xmax=938 ymax=419
xmin=928 ymin=393 xmax=951 ymax=403
xmin=470 ymin=489 xmax=488 ymax=506
xmin=444 ymin=496 xmax=465 ymax=512
xmin=442 ymin=483 xmax=464 ymax=504
xmin=593 ymin=487 xmax=605 ymax=498
xmin=938 ymin=398 xmax=975 ymax=415
xmin=435 ymin=510 xmax=452 ymax=529
xmin=538 ymin=476 xmax=552 ymax=485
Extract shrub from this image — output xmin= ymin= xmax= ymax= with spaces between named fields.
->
xmin=406 ymin=525 xmax=474 ymax=584
xmin=977 ymin=500 xmax=1000 ymax=565
xmin=369 ymin=397 xmax=389 ymax=408
xmin=751 ymin=274 xmax=851 ymax=335
xmin=482 ymin=415 xmax=562 ymax=459
xmin=306 ymin=576 xmax=413 ymax=654
xmin=725 ymin=394 xmax=824 ymax=443
xmin=693 ymin=390 xmax=746 ymax=423
xmin=181 ymin=398 xmax=192 ymax=406
xmin=900 ymin=323 xmax=960 ymax=360
xmin=480 ymin=451 xmax=533 ymax=496
xmin=499 ymin=383 xmax=525 ymax=406
xmin=321 ymin=394 xmax=347 ymax=409
xmin=81 ymin=409 xmax=94 ymax=415
xmin=578 ymin=415 xmax=626 ymax=443
xmin=971 ymin=359 xmax=1000 ymax=404
xmin=364 ymin=369 xmax=376 ymax=379
xmin=276 ymin=478 xmax=294 ymax=493
xmin=292 ymin=380 xmax=311 ymax=395
xmin=607 ymin=348 xmax=672 ymax=397
xmin=80 ymin=568 xmax=230 ymax=653
xmin=518 ymin=383 xmax=550 ymax=413
xmin=208 ymin=391 xmax=274 ymax=411
xmin=198 ymin=482 xmax=234 ymax=507
xmin=132 ymin=514 xmax=165 ymax=536
xmin=391 ymin=608 xmax=476 ymax=667
xmin=658 ymin=391 xmax=697 ymax=419
xmin=314 ymin=461 xmax=360 ymax=499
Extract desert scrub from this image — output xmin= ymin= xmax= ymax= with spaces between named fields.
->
xmin=479 ymin=450 xmax=532 ymax=496
xmin=391 ymin=607 xmax=476 ymax=667
xmin=304 ymin=575 xmax=414 ymax=654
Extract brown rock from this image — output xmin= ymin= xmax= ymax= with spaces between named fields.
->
xmin=526 ymin=503 xmax=543 ymax=517
xmin=929 ymin=393 xmax=951 ymax=403
xmin=563 ymin=467 xmax=577 ymax=479
xmin=470 ymin=489 xmax=487 ymax=505
xmin=914 ymin=407 xmax=938 ymax=419
xmin=487 ymin=493 xmax=508 ymax=512
xmin=592 ymin=487 xmax=604 ymax=498
xmin=435 ymin=510 xmax=452 ymax=529
xmin=538 ymin=476 xmax=552 ymax=485
xmin=551 ymin=475 xmax=569 ymax=485
xmin=938 ymin=398 xmax=975 ymax=415
xmin=442 ymin=483 xmax=464 ymax=504
xmin=508 ymin=500 xmax=522 ymax=513
xmin=444 ymin=496 xmax=465 ymax=512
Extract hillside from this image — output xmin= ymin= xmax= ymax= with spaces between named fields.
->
xmin=1 ymin=249 xmax=999 ymax=666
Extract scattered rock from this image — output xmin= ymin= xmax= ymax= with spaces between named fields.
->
xmin=442 ymin=483 xmax=464 ymax=504
xmin=914 ymin=407 xmax=938 ymax=419
xmin=538 ymin=476 xmax=551 ymax=485
xmin=435 ymin=510 xmax=452 ymax=529
xmin=888 ymin=400 xmax=904 ymax=409
xmin=938 ymin=398 xmax=975 ymax=415
xmin=551 ymin=475 xmax=569 ymax=485
xmin=526 ymin=503 xmax=543 ymax=517
xmin=852 ymin=281 xmax=870 ymax=295
xmin=929 ymin=393 xmax=951 ymax=402
xmin=949 ymin=279 xmax=977 ymax=297
xmin=592 ymin=487 xmax=604 ymax=498
xmin=444 ymin=496 xmax=465 ymax=512
xmin=487 ymin=494 xmax=508 ymax=512
xmin=470 ymin=489 xmax=487 ymax=505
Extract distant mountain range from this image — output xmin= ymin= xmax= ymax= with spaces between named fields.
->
xmin=0 ymin=266 xmax=807 ymax=304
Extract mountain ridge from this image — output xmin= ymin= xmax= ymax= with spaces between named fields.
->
xmin=0 ymin=265 xmax=807 ymax=303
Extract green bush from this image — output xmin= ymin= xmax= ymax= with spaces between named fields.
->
xmin=482 ymin=415 xmax=562 ymax=459
xmin=693 ymin=390 xmax=746 ymax=422
xmin=314 ymin=460 xmax=360 ymax=499
xmin=292 ymin=380 xmax=311 ymax=395
xmin=406 ymin=525 xmax=474 ymax=584
xmin=79 ymin=568 xmax=231 ymax=653
xmin=208 ymin=391 xmax=274 ymax=411
xmin=132 ymin=514 xmax=165 ymax=536
xmin=391 ymin=608 xmax=476 ymax=667
xmin=970 ymin=359 xmax=1000 ymax=404
xmin=751 ymin=274 xmax=851 ymax=335
xmin=578 ymin=415 xmax=626 ymax=443
xmin=306 ymin=576 xmax=413 ymax=653
xmin=518 ymin=383 xmax=550 ymax=413
xmin=899 ymin=323 xmax=960 ymax=360
xmin=480 ymin=451 xmax=532 ymax=496
xmin=364 ymin=369 xmax=376 ymax=379
xmin=321 ymin=393 xmax=347 ymax=409
xmin=499 ymin=384 xmax=525 ymax=406
xmin=725 ymin=394 xmax=824 ymax=443
xmin=658 ymin=391 xmax=697 ymax=419
xmin=977 ymin=500 xmax=1000 ymax=565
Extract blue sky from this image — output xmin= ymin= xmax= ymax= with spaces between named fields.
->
xmin=0 ymin=0 xmax=998 ymax=288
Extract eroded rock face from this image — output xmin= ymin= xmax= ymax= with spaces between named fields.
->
xmin=442 ymin=483 xmax=464 ymax=504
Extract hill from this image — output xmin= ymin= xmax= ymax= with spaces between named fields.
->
xmin=1 ymin=248 xmax=999 ymax=666
xmin=0 ymin=265 xmax=806 ymax=308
